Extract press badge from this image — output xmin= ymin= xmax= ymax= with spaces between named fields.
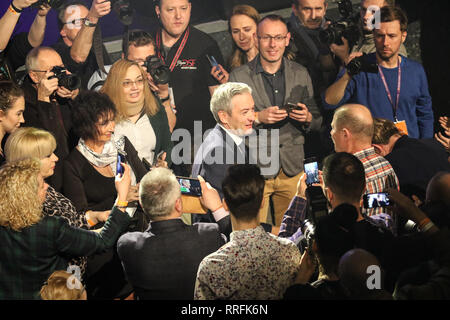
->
xmin=394 ymin=120 xmax=408 ymax=136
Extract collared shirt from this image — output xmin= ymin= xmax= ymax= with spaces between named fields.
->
xmin=114 ymin=113 xmax=156 ymax=164
xmin=194 ymin=225 xmax=301 ymax=300
xmin=255 ymin=57 xmax=286 ymax=107
xmin=353 ymin=147 xmax=400 ymax=218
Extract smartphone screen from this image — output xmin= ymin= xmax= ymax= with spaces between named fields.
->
xmin=304 ymin=158 xmax=319 ymax=186
xmin=177 ymin=177 xmax=202 ymax=197
xmin=363 ymin=192 xmax=390 ymax=209
xmin=117 ymin=153 xmax=125 ymax=177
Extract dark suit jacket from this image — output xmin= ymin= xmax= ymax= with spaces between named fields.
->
xmin=191 ymin=125 xmax=247 ymax=236
xmin=117 ymin=219 xmax=226 ymax=300
xmin=386 ymin=136 xmax=450 ymax=199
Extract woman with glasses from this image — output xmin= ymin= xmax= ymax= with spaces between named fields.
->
xmin=101 ymin=59 xmax=172 ymax=170
xmin=62 ymin=90 xmax=148 ymax=299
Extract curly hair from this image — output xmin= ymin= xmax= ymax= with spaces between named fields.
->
xmin=40 ymin=270 xmax=86 ymax=300
xmin=0 ymin=159 xmax=43 ymax=231
xmin=0 ymin=81 xmax=24 ymax=112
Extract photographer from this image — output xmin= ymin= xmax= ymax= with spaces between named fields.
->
xmin=323 ymin=6 xmax=433 ymax=139
xmin=330 ymin=0 xmax=407 ymax=65
xmin=87 ymin=29 xmax=176 ymax=132
xmin=22 ymin=46 xmax=79 ymax=191
xmin=1 ymin=1 xmax=51 ymax=81
xmin=53 ymin=0 xmax=112 ymax=88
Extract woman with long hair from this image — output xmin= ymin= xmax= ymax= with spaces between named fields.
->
xmin=0 ymin=81 xmax=25 ymax=165
xmin=101 ymin=59 xmax=172 ymax=168
xmin=211 ymin=5 xmax=260 ymax=84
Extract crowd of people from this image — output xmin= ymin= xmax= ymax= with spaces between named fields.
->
xmin=0 ymin=0 xmax=449 ymax=301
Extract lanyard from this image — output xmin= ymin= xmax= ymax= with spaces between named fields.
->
xmin=378 ymin=57 xmax=401 ymax=121
xmin=156 ymin=27 xmax=190 ymax=72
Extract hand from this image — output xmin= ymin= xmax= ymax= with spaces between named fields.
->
xmin=198 ymin=176 xmax=222 ymax=212
xmin=330 ymin=37 xmax=350 ymax=63
xmin=294 ymin=250 xmax=317 ymax=285
xmin=85 ymin=209 xmax=110 ymax=226
xmin=344 ymin=51 xmax=363 ymax=67
xmin=153 ymin=152 xmax=168 ymax=168
xmin=257 ymin=106 xmax=288 ymax=124
xmin=126 ymin=184 xmax=139 ymax=202
xmin=289 ymin=103 xmax=312 ymax=123
xmin=115 ymin=162 xmax=131 ymax=201
xmin=37 ymin=70 xmax=58 ymax=102
xmin=438 ymin=116 xmax=450 ymax=132
xmin=37 ymin=3 xmax=51 ymax=16
xmin=296 ymin=173 xmax=308 ymax=199
xmin=210 ymin=64 xmax=229 ymax=84
xmin=88 ymin=0 xmax=111 ymax=21
xmin=385 ymin=188 xmax=427 ymax=223
xmin=56 ymin=86 xmax=79 ymax=100
xmin=12 ymin=0 xmax=39 ymax=10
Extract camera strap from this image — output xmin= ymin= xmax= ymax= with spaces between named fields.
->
xmin=93 ymin=25 xmax=107 ymax=74
xmin=378 ymin=57 xmax=401 ymax=121
xmin=156 ymin=27 xmax=190 ymax=72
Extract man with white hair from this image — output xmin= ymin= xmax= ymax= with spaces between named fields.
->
xmin=117 ymin=167 xmax=226 ymax=300
xmin=191 ymin=82 xmax=257 ymax=236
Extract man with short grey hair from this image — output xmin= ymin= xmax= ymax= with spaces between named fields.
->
xmin=191 ymin=82 xmax=257 ymax=236
xmin=117 ymin=167 xmax=226 ymax=300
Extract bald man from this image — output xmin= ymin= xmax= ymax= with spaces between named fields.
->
xmin=338 ymin=248 xmax=392 ymax=300
xmin=330 ymin=104 xmax=399 ymax=217
xmin=22 ymin=46 xmax=78 ymax=191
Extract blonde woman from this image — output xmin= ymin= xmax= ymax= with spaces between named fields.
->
xmin=4 ymin=127 xmax=108 ymax=277
xmin=40 ymin=270 xmax=87 ymax=300
xmin=101 ymin=59 xmax=172 ymax=168
xmin=0 ymin=158 xmax=132 ymax=300
xmin=211 ymin=5 xmax=261 ymax=84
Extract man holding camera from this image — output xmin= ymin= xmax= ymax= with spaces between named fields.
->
xmin=229 ymin=15 xmax=322 ymax=227
xmin=324 ymin=6 xmax=433 ymax=139
xmin=53 ymin=0 xmax=112 ymax=89
xmin=22 ymin=46 xmax=79 ymax=191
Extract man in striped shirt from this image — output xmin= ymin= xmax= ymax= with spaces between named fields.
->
xmin=330 ymin=104 xmax=399 ymax=217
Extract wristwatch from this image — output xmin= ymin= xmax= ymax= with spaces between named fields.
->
xmin=83 ymin=18 xmax=97 ymax=27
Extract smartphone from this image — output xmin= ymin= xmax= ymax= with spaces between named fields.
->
xmin=116 ymin=152 xmax=126 ymax=177
xmin=363 ymin=192 xmax=391 ymax=209
xmin=206 ymin=55 xmax=223 ymax=77
xmin=280 ymin=102 xmax=298 ymax=114
xmin=176 ymin=176 xmax=202 ymax=197
xmin=153 ymin=150 xmax=165 ymax=166
xmin=304 ymin=157 xmax=320 ymax=186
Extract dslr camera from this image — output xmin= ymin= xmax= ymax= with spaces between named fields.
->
xmin=110 ymin=0 xmax=134 ymax=25
xmin=144 ymin=56 xmax=170 ymax=85
xmin=298 ymin=186 xmax=329 ymax=254
xmin=50 ymin=66 xmax=81 ymax=91
xmin=346 ymin=53 xmax=378 ymax=76
xmin=31 ymin=0 xmax=65 ymax=9
xmin=319 ymin=0 xmax=361 ymax=47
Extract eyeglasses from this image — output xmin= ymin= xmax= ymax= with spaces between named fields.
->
xmin=257 ymin=35 xmax=288 ymax=42
xmin=63 ymin=18 xmax=86 ymax=27
xmin=122 ymin=78 xmax=145 ymax=88
xmin=30 ymin=65 xmax=66 ymax=73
